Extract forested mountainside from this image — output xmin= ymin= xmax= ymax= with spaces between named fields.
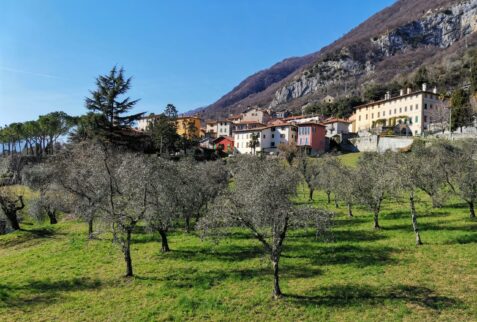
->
xmin=197 ymin=0 xmax=477 ymax=119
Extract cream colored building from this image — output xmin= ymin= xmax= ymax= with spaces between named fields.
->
xmin=354 ymin=84 xmax=443 ymax=136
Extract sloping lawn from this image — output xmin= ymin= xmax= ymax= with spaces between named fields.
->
xmin=1 ymin=189 xmax=476 ymax=321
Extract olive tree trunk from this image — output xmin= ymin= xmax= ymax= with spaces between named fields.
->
xmin=309 ymin=188 xmax=314 ymax=201
xmin=410 ymin=192 xmax=422 ymax=245
xmin=326 ymin=191 xmax=331 ymax=204
xmin=47 ymin=210 xmax=58 ymax=225
xmin=123 ymin=229 xmax=134 ymax=277
xmin=347 ymin=203 xmax=353 ymax=217
xmin=468 ymin=201 xmax=476 ymax=219
xmin=88 ymin=218 xmax=94 ymax=239
xmin=159 ymin=229 xmax=170 ymax=252
xmin=271 ymin=255 xmax=282 ymax=298
xmin=5 ymin=210 xmax=21 ymax=230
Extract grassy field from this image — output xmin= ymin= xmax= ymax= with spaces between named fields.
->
xmin=1 ymin=163 xmax=477 ymax=321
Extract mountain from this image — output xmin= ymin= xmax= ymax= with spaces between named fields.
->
xmin=196 ymin=0 xmax=477 ymax=119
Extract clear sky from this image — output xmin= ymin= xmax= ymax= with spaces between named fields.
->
xmin=0 ymin=0 xmax=395 ymax=125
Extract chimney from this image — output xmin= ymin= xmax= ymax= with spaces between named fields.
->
xmin=407 ymin=88 xmax=412 ymax=94
xmin=433 ymin=87 xmax=437 ymax=94
xmin=400 ymin=89 xmax=404 ymax=96
xmin=422 ymin=83 xmax=427 ymax=91
xmin=385 ymin=91 xmax=391 ymax=100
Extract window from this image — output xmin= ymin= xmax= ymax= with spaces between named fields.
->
xmin=271 ymin=127 xmax=276 ymax=132
xmin=359 ymin=115 xmax=361 ymax=121
xmin=394 ymin=109 xmax=397 ymax=114
xmin=366 ymin=114 xmax=368 ymax=120
xmin=271 ymin=142 xmax=275 ymax=147
xmin=263 ymin=134 xmax=266 ymax=138
xmin=410 ymin=105 xmax=413 ymax=111
xmin=371 ymin=113 xmax=374 ymax=119
xmin=424 ymin=103 xmax=427 ymax=110
xmin=404 ymin=106 xmax=407 ymax=112
xmin=415 ymin=116 xmax=419 ymax=123
xmin=272 ymin=134 xmax=275 ymax=139
xmin=383 ymin=111 xmax=386 ymax=117
xmin=299 ymin=138 xmax=302 ymax=145
xmin=399 ymin=108 xmax=402 ymax=113
xmin=430 ymin=104 xmax=433 ymax=109
xmin=280 ymin=134 xmax=285 ymax=138
xmin=424 ymin=116 xmax=427 ymax=122
xmin=416 ymin=104 xmax=419 ymax=110
xmin=305 ymin=138 xmax=308 ymax=145
xmin=377 ymin=112 xmax=380 ymax=118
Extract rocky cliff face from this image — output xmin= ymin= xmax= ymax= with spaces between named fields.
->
xmin=269 ymin=0 xmax=477 ymax=109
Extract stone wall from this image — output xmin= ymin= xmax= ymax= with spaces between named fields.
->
xmin=350 ymin=135 xmax=414 ymax=153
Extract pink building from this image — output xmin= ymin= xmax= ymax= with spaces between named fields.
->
xmin=297 ymin=122 xmax=326 ymax=155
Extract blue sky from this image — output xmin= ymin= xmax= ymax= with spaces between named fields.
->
xmin=0 ymin=0 xmax=395 ymax=125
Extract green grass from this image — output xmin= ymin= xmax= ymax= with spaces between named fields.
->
xmin=337 ymin=152 xmax=362 ymax=167
xmin=1 ymin=188 xmax=477 ymax=321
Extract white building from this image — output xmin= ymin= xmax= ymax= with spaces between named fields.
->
xmin=233 ymin=124 xmax=297 ymax=154
xmin=322 ymin=118 xmax=351 ymax=137
xmin=241 ymin=107 xmax=271 ymax=124
xmin=234 ymin=128 xmax=263 ymax=154
xmin=354 ymin=84 xmax=444 ymax=136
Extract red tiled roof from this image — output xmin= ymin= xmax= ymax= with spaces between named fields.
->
xmin=322 ymin=117 xmax=351 ymax=124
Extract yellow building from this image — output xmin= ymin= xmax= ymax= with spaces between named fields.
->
xmin=354 ymin=84 xmax=444 ymax=136
xmin=175 ymin=116 xmax=202 ymax=138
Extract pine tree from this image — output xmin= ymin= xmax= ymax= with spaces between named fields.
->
xmin=85 ymin=66 xmax=144 ymax=144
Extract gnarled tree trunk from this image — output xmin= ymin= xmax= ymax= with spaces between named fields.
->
xmin=326 ymin=191 xmax=331 ymax=204
xmin=4 ymin=210 xmax=21 ymax=230
xmin=47 ymin=210 xmax=58 ymax=224
xmin=309 ymin=188 xmax=314 ymax=201
xmin=159 ymin=229 xmax=170 ymax=252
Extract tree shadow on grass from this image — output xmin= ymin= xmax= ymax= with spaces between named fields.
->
xmin=288 ymin=229 xmax=388 ymax=243
xmin=0 ymin=277 xmax=102 ymax=307
xmin=0 ymin=227 xmax=63 ymax=248
xmin=284 ymin=284 xmax=462 ymax=311
xmin=384 ymin=221 xmax=477 ymax=233
xmin=283 ymin=244 xmax=397 ymax=268
xmin=159 ymin=244 xmax=265 ymax=262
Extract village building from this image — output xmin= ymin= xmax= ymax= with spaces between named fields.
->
xmin=296 ymin=122 xmax=327 ymax=155
xmin=260 ymin=124 xmax=298 ymax=154
xmin=213 ymin=136 xmax=234 ymax=154
xmin=241 ymin=107 xmax=271 ymax=124
xmin=233 ymin=121 xmax=265 ymax=132
xmin=353 ymin=84 xmax=443 ymax=136
xmin=137 ymin=115 xmax=202 ymax=138
xmin=322 ymin=118 xmax=351 ymax=138
xmin=205 ymin=120 xmax=218 ymax=137
xmin=233 ymin=128 xmax=263 ymax=154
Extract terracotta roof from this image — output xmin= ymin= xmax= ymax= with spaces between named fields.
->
xmin=213 ymin=136 xmax=234 ymax=143
xmin=354 ymin=90 xmax=440 ymax=110
xmin=233 ymin=121 xmax=265 ymax=125
xmin=283 ymin=115 xmax=306 ymax=121
xmin=296 ymin=122 xmax=326 ymax=127
xmin=322 ymin=118 xmax=351 ymax=124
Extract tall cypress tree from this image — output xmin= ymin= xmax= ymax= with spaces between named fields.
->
xmin=85 ymin=66 xmax=144 ymax=144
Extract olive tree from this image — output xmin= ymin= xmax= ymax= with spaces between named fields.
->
xmin=198 ymin=156 xmax=331 ymax=298
xmin=332 ymin=162 xmax=358 ymax=217
xmin=0 ymin=156 xmax=26 ymax=231
xmin=354 ymin=152 xmax=393 ymax=229
xmin=23 ymin=163 xmax=67 ymax=225
xmin=295 ymin=155 xmax=321 ymax=201
xmin=449 ymin=141 xmax=477 ymax=219
xmin=316 ymin=156 xmax=341 ymax=206
xmin=100 ymin=148 xmax=149 ymax=277
xmin=145 ymin=157 xmax=182 ymax=252
xmin=392 ymin=152 xmax=423 ymax=245
xmin=55 ymin=143 xmax=108 ymax=238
